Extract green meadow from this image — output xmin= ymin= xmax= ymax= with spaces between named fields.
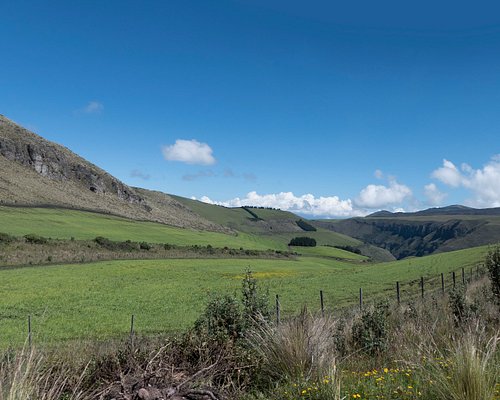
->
xmin=0 ymin=245 xmax=489 ymax=347
xmin=0 ymin=206 xmax=284 ymax=250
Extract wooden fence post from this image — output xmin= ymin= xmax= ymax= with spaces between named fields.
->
xmin=320 ymin=290 xmax=324 ymax=317
xmin=130 ymin=314 xmax=135 ymax=345
xmin=28 ymin=315 xmax=32 ymax=348
xmin=420 ymin=277 xmax=424 ymax=299
xmin=441 ymin=272 xmax=445 ymax=294
xmin=462 ymin=268 xmax=465 ymax=285
xmin=452 ymin=271 xmax=456 ymax=289
xmin=359 ymin=288 xmax=363 ymax=311
xmin=275 ymin=294 xmax=280 ymax=325
xmin=396 ymin=281 xmax=400 ymax=305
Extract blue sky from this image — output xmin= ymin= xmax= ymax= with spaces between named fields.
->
xmin=1 ymin=0 xmax=500 ymax=217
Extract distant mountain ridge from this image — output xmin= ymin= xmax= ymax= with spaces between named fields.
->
xmin=316 ymin=205 xmax=500 ymax=259
xmin=368 ymin=205 xmax=500 ymax=217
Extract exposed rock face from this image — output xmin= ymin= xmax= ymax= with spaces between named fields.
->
xmin=0 ymin=115 xmax=144 ymax=205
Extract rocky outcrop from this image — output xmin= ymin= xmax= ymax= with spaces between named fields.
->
xmin=0 ymin=115 xmax=144 ymax=205
xmin=0 ymin=115 xmax=228 ymax=232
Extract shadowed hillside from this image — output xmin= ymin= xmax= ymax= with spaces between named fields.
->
xmin=316 ymin=207 xmax=500 ymax=259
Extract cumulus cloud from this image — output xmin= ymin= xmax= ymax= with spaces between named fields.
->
xmin=431 ymin=159 xmax=463 ymax=187
xmin=355 ymin=179 xmax=412 ymax=208
xmin=162 ymin=139 xmax=215 ymax=165
xmin=197 ymin=191 xmax=363 ymax=217
xmin=130 ymin=169 xmax=151 ymax=180
xmin=424 ymin=183 xmax=447 ymax=206
xmin=431 ymin=156 xmax=500 ymax=207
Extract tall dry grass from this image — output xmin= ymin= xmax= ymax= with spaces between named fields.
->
xmin=0 ymin=344 xmax=88 ymax=400
xmin=247 ymin=307 xmax=339 ymax=383
xmin=424 ymin=327 xmax=499 ymax=400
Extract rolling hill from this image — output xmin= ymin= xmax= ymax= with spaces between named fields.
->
xmin=315 ymin=207 xmax=500 ymax=259
xmin=2 ymin=114 xmax=500 ymax=262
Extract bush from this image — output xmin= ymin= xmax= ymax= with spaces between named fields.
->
xmin=449 ymin=285 xmax=470 ymax=326
xmin=485 ymin=245 xmax=500 ymax=303
xmin=139 ymin=241 xmax=151 ymax=250
xmin=352 ymin=301 xmax=389 ymax=355
xmin=193 ymin=294 xmax=244 ymax=342
xmin=289 ymin=237 xmax=317 ymax=247
xmin=94 ymin=237 xmax=138 ymax=251
xmin=24 ymin=234 xmax=48 ymax=244
xmin=241 ymin=269 xmax=270 ymax=325
xmin=0 ymin=232 xmax=15 ymax=244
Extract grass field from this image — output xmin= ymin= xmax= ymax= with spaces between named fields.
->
xmin=0 ymin=245 xmax=490 ymax=347
xmin=290 ymin=245 xmax=368 ymax=261
xmin=0 ymin=206 xmax=285 ymax=250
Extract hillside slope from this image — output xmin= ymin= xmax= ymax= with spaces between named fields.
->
xmin=0 ymin=115 xmax=225 ymax=231
xmin=316 ymin=207 xmax=500 ymax=259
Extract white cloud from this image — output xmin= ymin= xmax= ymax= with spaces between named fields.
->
xmin=182 ymin=170 xmax=216 ymax=181
xmin=431 ymin=155 xmax=500 ymax=207
xmin=197 ymin=191 xmax=363 ymax=217
xmin=83 ymin=101 xmax=103 ymax=114
xmin=130 ymin=169 xmax=151 ymax=180
xmin=355 ymin=179 xmax=412 ymax=208
xmin=431 ymin=159 xmax=463 ymax=187
xmin=162 ymin=139 xmax=215 ymax=165
xmin=424 ymin=183 xmax=447 ymax=206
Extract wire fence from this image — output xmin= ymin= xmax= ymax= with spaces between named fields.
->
xmin=13 ymin=264 xmax=489 ymax=347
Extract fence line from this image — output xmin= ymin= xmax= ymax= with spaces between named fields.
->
xmin=11 ymin=265 xmax=489 ymax=346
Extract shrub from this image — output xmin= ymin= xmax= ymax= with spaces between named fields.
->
xmin=352 ymin=301 xmax=389 ymax=355
xmin=24 ymin=234 xmax=48 ymax=244
xmin=0 ymin=232 xmax=15 ymax=244
xmin=94 ymin=237 xmax=138 ymax=251
xmin=139 ymin=241 xmax=151 ymax=250
xmin=241 ymin=269 xmax=270 ymax=326
xmin=193 ymin=294 xmax=244 ymax=342
xmin=289 ymin=237 xmax=317 ymax=247
xmin=485 ymin=245 xmax=500 ymax=303
xmin=449 ymin=285 xmax=470 ymax=325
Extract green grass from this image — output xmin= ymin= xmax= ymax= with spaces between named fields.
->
xmin=267 ymin=229 xmax=361 ymax=247
xmin=0 ymin=246 xmax=490 ymax=347
xmin=290 ymin=245 xmax=368 ymax=261
xmin=0 ymin=206 xmax=284 ymax=250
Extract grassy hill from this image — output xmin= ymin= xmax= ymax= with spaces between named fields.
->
xmin=0 ymin=206 xmax=282 ymax=250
